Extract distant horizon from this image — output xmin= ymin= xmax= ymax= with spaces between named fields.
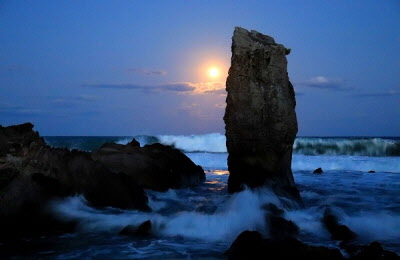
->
xmin=40 ymin=132 xmax=400 ymax=138
xmin=2 ymin=121 xmax=400 ymax=138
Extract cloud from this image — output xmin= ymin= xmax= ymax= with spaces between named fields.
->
xmin=84 ymin=81 xmax=227 ymax=95
xmin=0 ymin=102 xmax=43 ymax=116
xmin=51 ymin=95 xmax=99 ymax=107
xmin=186 ymin=82 xmax=226 ymax=95
xmin=214 ymin=103 xmax=226 ymax=109
xmin=352 ymin=89 xmax=400 ymax=98
xmin=127 ymin=68 xmax=167 ymax=76
xmin=297 ymin=76 xmax=351 ymax=91
xmin=84 ymin=83 xmax=195 ymax=92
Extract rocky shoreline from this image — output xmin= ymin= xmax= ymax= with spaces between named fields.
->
xmin=0 ymin=122 xmax=204 ymax=240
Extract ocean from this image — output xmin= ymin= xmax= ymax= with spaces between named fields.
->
xmin=12 ymin=134 xmax=400 ymax=259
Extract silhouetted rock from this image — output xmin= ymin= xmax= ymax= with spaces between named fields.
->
xmin=225 ymin=230 xmax=343 ymax=260
xmin=264 ymin=203 xmax=299 ymax=240
xmin=224 ymin=27 xmax=299 ymax=200
xmin=313 ymin=168 xmax=324 ymax=174
xmin=368 ymin=170 xmax=376 ymax=173
xmin=0 ymin=123 xmax=150 ymax=238
xmin=268 ymin=215 xmax=299 ymax=240
xmin=119 ymin=220 xmax=152 ymax=237
xmin=322 ymin=208 xmax=356 ymax=242
xmin=92 ymin=141 xmax=205 ymax=191
xmin=350 ymin=241 xmax=400 ymax=260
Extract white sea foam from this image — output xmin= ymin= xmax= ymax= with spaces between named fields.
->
xmin=187 ymin=152 xmax=400 ymax=173
xmin=47 ymin=135 xmax=400 ymax=156
xmin=292 ymin=154 xmax=400 ymax=173
xmin=115 ymin=137 xmax=132 ymax=145
xmin=152 ymin=134 xmax=400 ymax=156
xmin=50 ymin=188 xmax=280 ymax=242
xmin=49 ymin=166 xmax=400 ymax=254
xmin=156 ymin=133 xmax=227 ymax=153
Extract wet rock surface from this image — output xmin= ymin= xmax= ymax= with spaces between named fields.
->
xmin=314 ymin=167 xmax=324 ymax=174
xmin=225 ymin=230 xmax=343 ymax=260
xmin=119 ymin=220 xmax=152 ymax=237
xmin=0 ymin=123 xmax=150 ymax=238
xmin=224 ymin=27 xmax=299 ymax=199
xmin=91 ymin=141 xmax=205 ymax=191
xmin=226 ymin=230 xmax=399 ymax=260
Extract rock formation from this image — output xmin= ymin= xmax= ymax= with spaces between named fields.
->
xmin=0 ymin=123 xmax=151 ymax=238
xmin=224 ymin=27 xmax=299 ymax=198
xmin=0 ymin=122 xmax=206 ymax=238
xmin=225 ymin=231 xmax=344 ymax=260
xmin=91 ymin=141 xmax=205 ymax=191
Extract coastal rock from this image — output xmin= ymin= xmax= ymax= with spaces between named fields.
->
xmin=263 ymin=203 xmax=299 ymax=240
xmin=322 ymin=208 xmax=356 ymax=242
xmin=0 ymin=123 xmax=149 ymax=238
xmin=119 ymin=220 xmax=152 ymax=237
xmin=225 ymin=230 xmax=343 ymax=260
xmin=349 ymin=241 xmax=400 ymax=260
xmin=224 ymin=27 xmax=299 ymax=199
xmin=313 ymin=167 xmax=324 ymax=174
xmin=92 ymin=141 xmax=205 ymax=191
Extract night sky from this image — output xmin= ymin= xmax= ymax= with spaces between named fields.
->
xmin=1 ymin=0 xmax=399 ymax=136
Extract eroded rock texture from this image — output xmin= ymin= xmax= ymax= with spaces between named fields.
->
xmin=224 ymin=27 xmax=299 ymax=198
xmin=0 ymin=123 xmax=149 ymax=238
xmin=91 ymin=141 xmax=205 ymax=191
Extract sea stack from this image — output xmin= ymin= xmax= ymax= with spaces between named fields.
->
xmin=224 ymin=27 xmax=299 ymax=199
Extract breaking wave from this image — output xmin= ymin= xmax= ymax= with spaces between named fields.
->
xmin=293 ymin=137 xmax=400 ymax=157
xmin=45 ymin=134 xmax=400 ymax=156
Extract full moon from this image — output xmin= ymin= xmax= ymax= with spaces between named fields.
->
xmin=209 ymin=68 xmax=219 ymax=77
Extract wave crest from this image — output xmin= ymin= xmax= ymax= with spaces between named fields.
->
xmin=294 ymin=138 xmax=400 ymax=156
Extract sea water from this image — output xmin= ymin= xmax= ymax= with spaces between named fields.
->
xmin=9 ymin=134 xmax=399 ymax=259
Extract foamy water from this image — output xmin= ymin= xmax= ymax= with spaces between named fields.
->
xmin=33 ymin=135 xmax=400 ymax=259
xmin=45 ymin=134 xmax=400 ymax=156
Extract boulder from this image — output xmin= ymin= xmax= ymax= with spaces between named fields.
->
xmin=225 ymin=230 xmax=343 ymax=260
xmin=92 ymin=141 xmax=205 ymax=191
xmin=0 ymin=123 xmax=150 ymax=238
xmin=322 ymin=208 xmax=356 ymax=242
xmin=313 ymin=168 xmax=324 ymax=174
xmin=119 ymin=220 xmax=152 ymax=237
xmin=264 ymin=203 xmax=299 ymax=240
xmin=224 ymin=27 xmax=299 ymax=200
xmin=350 ymin=241 xmax=400 ymax=260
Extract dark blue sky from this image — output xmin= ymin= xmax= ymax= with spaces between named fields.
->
xmin=1 ymin=0 xmax=399 ymax=136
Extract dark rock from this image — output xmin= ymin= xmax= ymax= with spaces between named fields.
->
xmin=368 ymin=170 xmax=376 ymax=173
xmin=0 ymin=123 xmax=150 ymax=238
xmin=225 ymin=230 xmax=343 ymax=260
xmin=127 ymin=138 xmax=140 ymax=147
xmin=268 ymin=215 xmax=299 ymax=240
xmin=351 ymin=242 xmax=400 ymax=260
xmin=225 ymin=231 xmax=265 ymax=260
xmin=119 ymin=220 xmax=152 ymax=237
xmin=263 ymin=203 xmax=284 ymax=216
xmin=264 ymin=203 xmax=299 ymax=240
xmin=344 ymin=241 xmax=400 ymax=260
xmin=322 ymin=208 xmax=356 ymax=242
xmin=0 ymin=167 xmax=19 ymax=190
xmin=313 ymin=167 xmax=324 ymax=174
xmin=92 ymin=140 xmax=205 ymax=191
xmin=224 ymin=27 xmax=299 ymax=200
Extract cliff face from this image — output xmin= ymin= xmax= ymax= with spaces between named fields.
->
xmin=224 ymin=27 xmax=299 ymax=198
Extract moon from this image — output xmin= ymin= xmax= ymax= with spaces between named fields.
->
xmin=209 ymin=68 xmax=219 ymax=78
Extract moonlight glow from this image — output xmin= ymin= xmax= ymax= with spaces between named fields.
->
xmin=209 ymin=68 xmax=219 ymax=77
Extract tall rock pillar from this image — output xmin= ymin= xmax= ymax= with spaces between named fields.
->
xmin=224 ymin=27 xmax=299 ymax=198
